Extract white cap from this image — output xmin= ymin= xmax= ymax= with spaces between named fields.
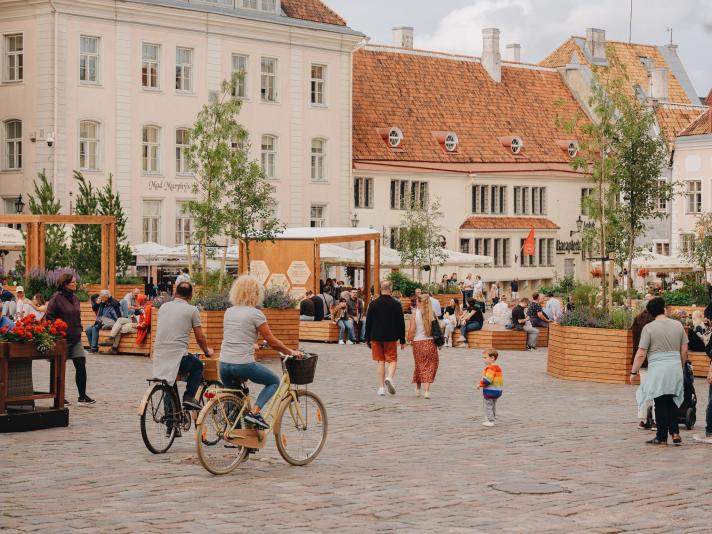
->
xmin=16 ymin=286 xmax=24 ymax=293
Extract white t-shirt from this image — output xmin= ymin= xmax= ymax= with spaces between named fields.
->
xmin=220 ymin=305 xmax=267 ymax=365
xmin=413 ymin=309 xmax=433 ymax=341
xmin=492 ymin=302 xmax=511 ymax=324
xmin=474 ymin=280 xmax=483 ymax=296
xmin=463 ymin=278 xmax=475 ymax=291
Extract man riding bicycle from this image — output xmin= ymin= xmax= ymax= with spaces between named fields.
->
xmin=152 ymin=282 xmax=213 ymax=410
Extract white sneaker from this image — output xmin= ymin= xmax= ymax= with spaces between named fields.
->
xmin=338 ymin=340 xmax=345 ymax=345
xmin=693 ymin=434 xmax=712 ymax=444
xmin=346 ymin=340 xmax=354 ymax=345
xmin=384 ymin=377 xmax=396 ymax=395
xmin=482 ymin=420 xmax=495 ymax=427
xmin=423 ymin=391 xmax=430 ymax=399
xmin=377 ymin=387 xmax=385 ymax=396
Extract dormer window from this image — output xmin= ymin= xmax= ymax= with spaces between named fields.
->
xmin=444 ymin=132 xmax=459 ymax=152
xmin=432 ymin=131 xmax=460 ymax=154
xmin=510 ymin=136 xmax=523 ymax=155
xmin=388 ymin=127 xmax=404 ymax=148
xmin=239 ymin=0 xmax=278 ymax=14
xmin=567 ymin=141 xmax=579 ymax=158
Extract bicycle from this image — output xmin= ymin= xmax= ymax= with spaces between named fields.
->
xmin=195 ymin=352 xmax=327 ymax=475
xmin=138 ymin=353 xmax=222 ymax=454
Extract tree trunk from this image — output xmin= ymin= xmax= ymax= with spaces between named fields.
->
xmin=244 ymin=239 xmax=251 ymax=275
xmin=186 ymin=241 xmax=193 ymax=279
xmin=201 ymin=237 xmax=208 ymax=287
xmin=218 ymin=238 xmax=228 ymax=292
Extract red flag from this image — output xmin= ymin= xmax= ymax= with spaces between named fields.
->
xmin=523 ymin=229 xmax=536 ymax=256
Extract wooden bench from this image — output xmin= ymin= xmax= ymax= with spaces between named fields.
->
xmin=536 ymin=327 xmax=549 ymax=348
xmin=299 ymin=321 xmax=340 ymax=343
xmin=80 ymin=302 xmax=150 ymax=356
xmin=688 ymin=352 xmax=711 ymax=378
xmin=452 ymin=325 xmax=527 ymax=350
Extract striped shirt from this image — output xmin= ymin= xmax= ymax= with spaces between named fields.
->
xmin=479 ymin=364 xmax=503 ymax=399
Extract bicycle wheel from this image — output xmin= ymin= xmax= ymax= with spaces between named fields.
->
xmin=195 ymin=393 xmax=249 ymax=475
xmin=275 ymin=390 xmax=328 ymax=466
xmin=140 ymin=384 xmax=178 ymax=454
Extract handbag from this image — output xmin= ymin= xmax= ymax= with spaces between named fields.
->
xmin=431 ymin=316 xmax=445 ymax=347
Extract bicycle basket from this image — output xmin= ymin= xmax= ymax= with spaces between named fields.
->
xmin=286 ymin=353 xmax=318 ymax=385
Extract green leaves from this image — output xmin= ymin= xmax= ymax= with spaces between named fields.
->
xmin=27 ymin=170 xmax=68 ymax=269
xmin=397 ymin=195 xmax=447 ymax=282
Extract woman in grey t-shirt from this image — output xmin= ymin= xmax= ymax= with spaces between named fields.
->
xmin=220 ymin=275 xmax=301 ymax=429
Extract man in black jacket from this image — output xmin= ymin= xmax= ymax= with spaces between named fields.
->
xmin=365 ymin=280 xmax=406 ymax=396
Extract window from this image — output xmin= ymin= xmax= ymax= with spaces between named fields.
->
xmin=388 ymin=227 xmax=401 ymax=249
xmin=231 ymin=54 xmax=248 ymax=98
xmin=390 ymin=179 xmax=428 ymax=210
xmin=686 ymin=181 xmax=702 ymax=214
xmin=538 ymin=238 xmax=546 ymax=267
xmin=142 ymin=43 xmax=160 ymax=89
xmin=310 ymin=204 xmax=325 ymax=228
xmin=142 ymin=126 xmax=160 ymax=173
xmin=175 ymin=128 xmax=190 ymax=175
xmin=460 ymin=239 xmax=471 ymax=254
xmin=242 ymin=0 xmax=277 ymax=12
xmin=547 ymin=238 xmax=555 ymax=266
xmin=260 ymin=57 xmax=277 ymax=102
xmin=444 ymin=132 xmax=459 ymax=152
xmin=79 ymin=121 xmax=100 ymax=170
xmin=3 ymin=120 xmax=21 ymax=170
xmin=681 ymin=234 xmax=695 ymax=255
xmin=261 ymin=135 xmax=276 ymax=179
xmin=514 ymin=186 xmax=528 ymax=215
xmin=311 ymin=138 xmax=326 ymax=181
xmin=354 ymin=177 xmax=373 ymax=209
xmin=655 ymin=241 xmax=670 ymax=256
xmin=520 ymin=238 xmax=536 ymax=266
xmin=492 ymin=238 xmax=511 ymax=267
xmin=4 ymin=34 xmax=23 ymax=82
xmin=142 ymin=200 xmax=161 ymax=242
xmin=175 ymin=201 xmax=193 ymax=245
xmin=656 ymin=180 xmax=668 ymax=211
xmin=243 ymin=0 xmax=258 ymax=7
xmin=175 ymin=47 xmax=193 ymax=92
xmin=79 ymin=36 xmax=99 ymax=83
xmin=581 ymin=188 xmax=594 ymax=216
xmin=531 ymin=187 xmax=547 ymax=215
xmin=472 ymin=186 xmax=488 ymax=214
xmin=311 ymin=64 xmax=325 ymax=105
xmin=472 ymin=185 xmax=506 ymax=214
xmin=474 ymin=238 xmax=491 ymax=258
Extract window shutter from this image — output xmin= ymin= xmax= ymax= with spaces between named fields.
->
xmin=514 ymin=187 xmax=521 ymax=215
xmin=541 ymin=188 xmax=547 ymax=215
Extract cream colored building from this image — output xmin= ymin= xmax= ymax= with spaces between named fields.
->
xmin=0 ymin=0 xmax=362 ymax=246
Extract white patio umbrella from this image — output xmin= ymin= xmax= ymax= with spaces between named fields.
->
xmin=592 ymin=253 xmax=700 ymax=273
xmin=353 ymin=245 xmax=493 ymax=268
xmin=0 ymin=227 xmax=24 ymax=249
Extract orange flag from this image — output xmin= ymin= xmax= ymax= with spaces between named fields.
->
xmin=523 ymin=229 xmax=536 ymax=256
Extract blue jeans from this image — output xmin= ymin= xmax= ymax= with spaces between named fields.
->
xmin=337 ymin=318 xmax=355 ymax=342
xmin=460 ymin=321 xmax=482 ymax=340
xmin=85 ymin=324 xmax=100 ymax=350
xmin=359 ymin=320 xmax=366 ymax=342
xmin=178 ymin=354 xmax=204 ymax=399
xmin=706 ymin=383 xmax=712 ymax=435
xmin=220 ymin=361 xmax=280 ymax=409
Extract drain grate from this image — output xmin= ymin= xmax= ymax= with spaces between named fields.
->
xmin=491 ymin=482 xmax=569 ymax=495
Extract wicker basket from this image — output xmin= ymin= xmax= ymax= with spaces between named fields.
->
xmin=286 ymin=354 xmax=318 ymax=385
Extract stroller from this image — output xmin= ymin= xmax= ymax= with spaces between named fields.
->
xmin=677 ymin=360 xmax=697 ymax=430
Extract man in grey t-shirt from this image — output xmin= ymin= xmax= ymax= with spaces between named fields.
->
xmin=152 ymin=282 xmax=212 ymax=409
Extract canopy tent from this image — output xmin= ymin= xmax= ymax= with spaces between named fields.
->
xmin=592 ymin=253 xmax=700 ymax=273
xmin=0 ymin=227 xmax=24 ymax=250
xmin=353 ymin=244 xmax=493 ymax=268
xmin=131 ymin=242 xmax=175 ymax=257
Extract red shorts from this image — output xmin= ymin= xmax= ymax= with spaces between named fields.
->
xmin=371 ymin=341 xmax=398 ymax=363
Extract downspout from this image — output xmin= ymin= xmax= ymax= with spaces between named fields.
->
xmin=49 ymin=0 xmax=58 ymax=195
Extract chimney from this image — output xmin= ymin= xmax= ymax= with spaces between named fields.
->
xmin=392 ymin=27 xmax=414 ymax=49
xmin=585 ymin=28 xmax=606 ymax=61
xmin=505 ymin=43 xmax=521 ymax=63
xmin=650 ymin=67 xmax=669 ymax=100
xmin=482 ymin=28 xmax=501 ymax=82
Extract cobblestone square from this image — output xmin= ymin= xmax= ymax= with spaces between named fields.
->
xmin=1 ymin=343 xmax=710 ymax=533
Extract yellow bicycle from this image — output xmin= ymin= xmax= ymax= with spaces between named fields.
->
xmin=195 ymin=352 xmax=327 ymax=475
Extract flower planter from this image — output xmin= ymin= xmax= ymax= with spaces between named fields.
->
xmin=666 ymin=305 xmax=705 ymax=315
xmin=258 ymin=309 xmax=300 ymax=358
xmin=547 ymin=323 xmax=634 ymax=384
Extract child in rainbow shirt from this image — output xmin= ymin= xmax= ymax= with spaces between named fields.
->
xmin=477 ymin=349 xmax=503 ymax=427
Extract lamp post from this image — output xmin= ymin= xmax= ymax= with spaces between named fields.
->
xmin=14 ymin=194 xmax=24 ymax=214
xmin=570 ymin=214 xmax=584 ymax=237
xmin=350 ymin=212 xmax=359 ymax=228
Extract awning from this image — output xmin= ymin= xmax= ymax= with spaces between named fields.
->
xmin=593 ymin=253 xmax=700 ymax=273
xmin=353 ymin=245 xmax=493 ymax=268
xmin=131 ymin=242 xmax=176 ymax=257
xmin=0 ymin=227 xmax=24 ymax=249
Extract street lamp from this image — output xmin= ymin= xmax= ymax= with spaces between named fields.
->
xmin=350 ymin=212 xmax=359 ymax=228
xmin=14 ymin=194 xmax=24 ymax=214
xmin=570 ymin=215 xmax=584 ymax=237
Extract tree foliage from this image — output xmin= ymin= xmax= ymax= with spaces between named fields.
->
xmin=683 ymin=213 xmax=712 ymax=278
xmin=68 ymin=171 xmax=102 ymax=277
xmin=27 ymin=170 xmax=68 ymax=270
xmin=397 ymin=195 xmax=448 ymax=282
xmin=97 ymin=174 xmax=133 ymax=276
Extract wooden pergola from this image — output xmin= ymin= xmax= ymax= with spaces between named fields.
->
xmin=0 ymin=215 xmax=117 ymax=295
xmin=239 ymin=228 xmax=381 ymax=306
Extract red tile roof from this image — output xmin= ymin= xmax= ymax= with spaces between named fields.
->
xmin=281 ymin=0 xmax=346 ymax=26
xmin=353 ymin=47 xmax=590 ymax=166
xmin=679 ymin=109 xmax=712 ymax=136
xmin=460 ymin=217 xmax=560 ymax=230
xmin=655 ymin=103 xmax=709 ymax=143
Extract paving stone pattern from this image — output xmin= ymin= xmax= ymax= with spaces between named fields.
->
xmin=1 ymin=344 xmax=711 ymax=533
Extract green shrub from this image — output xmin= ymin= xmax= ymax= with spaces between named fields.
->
xmin=117 ymin=275 xmax=145 ymax=285
xmin=262 ymin=286 xmax=299 ymax=309
xmin=572 ymin=283 xmax=599 ymax=308
xmin=193 ymin=292 xmax=231 ymax=311
xmin=387 ymin=271 xmax=422 ymax=297
xmin=539 ymin=274 xmax=576 ymax=296
xmin=558 ymin=306 xmax=633 ymax=330
xmin=662 ymin=291 xmax=693 ymax=306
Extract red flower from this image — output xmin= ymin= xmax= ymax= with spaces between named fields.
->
xmin=50 ymin=327 xmax=58 ymax=335
xmin=34 ymin=326 xmax=44 ymax=334
xmin=25 ymin=332 xmax=33 ymax=339
xmin=0 ymin=327 xmax=7 ymax=334
xmin=60 ymin=332 xmax=66 ymax=337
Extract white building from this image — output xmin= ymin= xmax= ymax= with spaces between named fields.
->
xmin=0 ymin=0 xmax=362 ymax=246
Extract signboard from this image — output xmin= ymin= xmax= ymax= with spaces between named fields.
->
xmin=250 ymin=260 xmax=270 ymax=284
xmin=556 ymin=239 xmax=582 ymax=255
xmin=267 ymin=273 xmax=289 ymax=290
xmin=287 ymin=260 xmax=311 ymax=286
xmin=290 ymin=287 xmax=307 ymax=300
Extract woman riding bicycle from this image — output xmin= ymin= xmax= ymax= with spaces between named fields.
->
xmin=220 ymin=275 xmax=301 ymax=430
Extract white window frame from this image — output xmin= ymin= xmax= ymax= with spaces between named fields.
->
xmin=231 ymin=54 xmax=248 ymax=98
xmin=4 ymin=33 xmax=23 ymax=82
xmin=175 ymin=200 xmax=193 ymax=245
xmin=354 ymin=177 xmax=373 ymax=209
xmin=261 ymin=134 xmax=277 ymax=179
xmin=260 ymin=57 xmax=277 ymax=102
xmin=79 ymin=120 xmax=100 ymax=171
xmin=310 ymin=64 xmax=326 ymax=106
xmin=309 ymin=204 xmax=326 ymax=228
xmin=581 ymin=187 xmax=594 ymax=217
xmin=142 ymin=125 xmax=161 ymax=174
xmin=656 ymin=179 xmax=668 ymax=211
xmin=141 ymin=43 xmax=161 ymax=90
xmin=686 ymin=180 xmax=702 ymax=214
xmin=79 ymin=35 xmax=100 ymax=84
xmin=311 ymin=138 xmax=326 ymax=182
xmin=3 ymin=119 xmax=22 ymax=170
xmin=175 ymin=47 xmax=193 ymax=93
xmin=654 ymin=240 xmax=670 ymax=256
xmin=242 ymin=0 xmax=278 ymax=12
xmin=142 ymin=200 xmax=162 ymax=243
xmin=459 ymin=238 xmax=471 ymax=254
xmin=175 ymin=128 xmax=191 ymax=175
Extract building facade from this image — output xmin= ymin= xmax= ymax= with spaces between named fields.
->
xmin=0 ymin=0 xmax=362 ymax=246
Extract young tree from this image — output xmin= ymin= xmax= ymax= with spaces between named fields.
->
xmin=186 ymin=72 xmax=245 ymax=286
xmin=397 ymin=195 xmax=448 ymax=282
xmin=27 ymin=170 xmax=68 ymax=269
xmin=97 ymin=174 xmax=133 ymax=276
xmin=683 ymin=213 xmax=712 ymax=279
xmin=69 ymin=171 xmax=102 ymax=277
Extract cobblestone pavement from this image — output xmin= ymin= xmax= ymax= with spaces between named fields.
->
xmin=1 ymin=343 xmax=711 ymax=533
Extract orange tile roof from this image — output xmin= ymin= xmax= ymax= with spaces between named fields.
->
xmin=460 ymin=217 xmax=560 ymax=230
xmin=679 ymin=109 xmax=712 ymax=136
xmin=540 ymin=37 xmax=693 ymax=104
xmin=353 ymin=47 xmax=590 ymax=166
xmin=281 ymin=0 xmax=346 ymax=26
xmin=655 ymin=103 xmax=709 ymax=143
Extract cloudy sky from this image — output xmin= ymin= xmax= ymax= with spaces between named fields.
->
xmin=323 ymin=0 xmax=712 ymax=99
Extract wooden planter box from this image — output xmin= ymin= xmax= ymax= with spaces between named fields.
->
xmin=400 ymin=294 xmax=459 ymax=314
xmin=688 ymin=352 xmax=711 ymax=378
xmin=258 ymin=309 xmax=300 ymax=358
xmin=85 ymin=284 xmax=143 ymax=297
xmin=548 ymin=323 xmax=634 ymax=384
xmin=299 ymin=321 xmax=340 ymax=343
xmin=667 ymin=306 xmax=705 ymax=315
xmin=452 ymin=326 xmax=527 ymax=350
xmin=536 ymin=327 xmax=549 ymax=348
xmin=400 ymin=297 xmax=412 ymax=314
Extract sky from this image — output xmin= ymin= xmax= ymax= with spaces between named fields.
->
xmin=323 ymin=0 xmax=712 ymax=99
